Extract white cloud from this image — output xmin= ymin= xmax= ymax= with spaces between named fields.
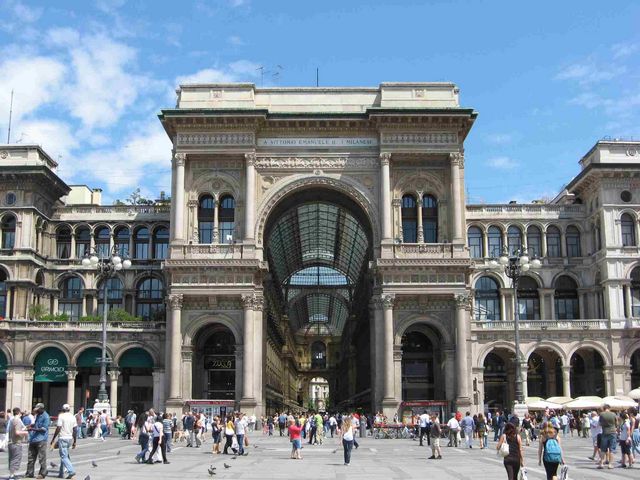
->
xmin=612 ymin=42 xmax=638 ymax=59
xmin=16 ymin=119 xmax=78 ymax=162
xmin=228 ymin=35 xmax=244 ymax=46
xmin=555 ymin=62 xmax=624 ymax=85
xmin=485 ymin=133 xmax=512 ymax=145
xmin=487 ymin=156 xmax=519 ymax=169
xmin=176 ymin=68 xmax=236 ymax=85
xmin=11 ymin=1 xmax=43 ymax=22
xmin=229 ymin=60 xmax=261 ymax=77
xmin=47 ymin=27 xmax=81 ymax=47
xmin=95 ymin=0 xmax=126 ymax=15
xmin=230 ymin=0 xmax=248 ymax=7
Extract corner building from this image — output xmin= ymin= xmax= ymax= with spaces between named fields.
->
xmin=0 ymin=83 xmax=639 ymax=419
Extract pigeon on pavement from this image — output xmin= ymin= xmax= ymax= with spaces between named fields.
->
xmin=208 ymin=465 xmax=216 ymax=476
xmin=49 ymin=461 xmax=58 ymax=468
xmin=116 ymin=450 xmax=121 ymax=455
xmin=224 ymin=463 xmax=231 ymax=469
xmin=91 ymin=460 xmax=98 ymax=467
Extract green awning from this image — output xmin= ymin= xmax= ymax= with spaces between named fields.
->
xmin=119 ymin=348 xmax=154 ymax=368
xmin=0 ymin=349 xmax=7 ymax=380
xmin=77 ymin=347 xmax=107 ymax=368
xmin=34 ymin=347 xmax=68 ymax=383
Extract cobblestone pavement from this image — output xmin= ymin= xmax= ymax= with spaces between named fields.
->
xmin=0 ymin=431 xmax=638 ymax=479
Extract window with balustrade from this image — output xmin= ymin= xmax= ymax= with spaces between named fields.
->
xmin=474 ymin=276 xmax=501 ymax=320
xmin=95 ymin=226 xmax=110 ymax=258
xmin=422 ymin=194 xmax=438 ymax=243
xmin=133 ymin=227 xmax=150 ymax=259
xmin=97 ymin=277 xmax=123 ymax=315
xmin=153 ymin=226 xmax=169 ymax=259
xmin=1 ymin=215 xmax=16 ymax=250
xmin=198 ymin=195 xmax=215 ymax=244
xmin=401 ymin=194 xmax=417 ymax=243
xmin=487 ymin=226 xmax=503 ymax=257
xmin=517 ymin=276 xmax=540 ymax=320
xmin=56 ymin=227 xmax=72 ymax=259
xmin=59 ymin=276 xmax=83 ymax=321
xmin=468 ymin=226 xmax=483 ymax=258
xmin=565 ymin=226 xmax=581 ymax=257
xmin=546 ymin=226 xmax=561 ymax=257
xmin=631 ymin=267 xmax=640 ymax=317
xmin=554 ymin=275 xmax=579 ymax=319
xmin=507 ymin=226 xmax=522 ymax=255
xmin=526 ymin=226 xmax=542 ymax=257
xmin=114 ymin=227 xmax=130 ymax=257
xmin=135 ymin=277 xmax=164 ymax=320
xmin=219 ymin=195 xmax=235 ymax=244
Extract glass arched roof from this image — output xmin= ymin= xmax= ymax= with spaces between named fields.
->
xmin=266 ymin=201 xmax=371 ymax=336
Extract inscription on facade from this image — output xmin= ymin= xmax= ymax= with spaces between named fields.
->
xmin=254 ymin=156 xmax=378 ymax=170
xmin=257 ymin=137 xmax=378 ymax=148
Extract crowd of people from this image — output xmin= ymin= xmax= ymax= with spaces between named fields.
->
xmin=1 ymin=402 xmax=639 ymax=479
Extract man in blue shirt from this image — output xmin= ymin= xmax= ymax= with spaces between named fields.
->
xmin=25 ymin=403 xmax=50 ymax=479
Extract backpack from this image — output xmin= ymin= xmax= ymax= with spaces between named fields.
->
xmin=543 ymin=438 xmax=562 ymax=463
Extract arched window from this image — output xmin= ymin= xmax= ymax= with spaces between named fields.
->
xmin=468 ymin=226 xmax=483 ymax=259
xmin=507 ymin=226 xmax=522 ymax=255
xmin=487 ymin=226 xmax=503 ymax=257
xmin=526 ymin=226 xmax=542 ymax=257
xmin=133 ymin=227 xmax=149 ymax=259
xmin=1 ymin=215 xmax=16 ymax=249
xmin=75 ymin=227 xmax=90 ymax=259
xmin=135 ymin=277 xmax=164 ymax=320
xmin=198 ymin=195 xmax=215 ymax=244
xmin=219 ymin=195 xmax=235 ymax=244
xmin=114 ymin=227 xmax=130 ymax=257
xmin=474 ymin=276 xmax=501 ymax=320
xmin=0 ymin=269 xmax=6 ymax=317
xmin=311 ymin=341 xmax=327 ymax=369
xmin=401 ymin=194 xmax=417 ymax=243
xmin=594 ymin=220 xmax=602 ymax=251
xmin=422 ymin=194 xmax=438 ymax=243
xmin=566 ymin=226 xmax=581 ymax=257
xmin=555 ymin=275 xmax=579 ymax=319
xmin=59 ymin=277 xmax=83 ymax=321
xmin=56 ymin=227 xmax=72 ymax=259
xmin=153 ymin=226 xmax=169 ymax=259
xmin=518 ymin=276 xmax=540 ymax=320
xmin=95 ymin=226 xmax=110 ymax=258
xmin=631 ymin=267 xmax=640 ymax=317
xmin=97 ymin=277 xmax=123 ymax=315
xmin=621 ymin=214 xmax=636 ymax=247
xmin=546 ymin=226 xmax=561 ymax=257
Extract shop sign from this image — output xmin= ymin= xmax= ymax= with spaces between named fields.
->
xmin=204 ymin=356 xmax=235 ymax=370
xmin=34 ymin=348 xmax=68 ymax=382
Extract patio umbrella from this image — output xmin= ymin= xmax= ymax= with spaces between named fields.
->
xmin=602 ymin=395 xmax=638 ymax=410
xmin=524 ymin=396 xmax=544 ymax=404
xmin=563 ymin=396 xmax=603 ymax=410
xmin=527 ymin=400 xmax=563 ymax=410
xmin=627 ymin=388 xmax=640 ymax=400
xmin=546 ymin=396 xmax=573 ymax=405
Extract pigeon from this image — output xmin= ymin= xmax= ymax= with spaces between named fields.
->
xmin=253 ymin=445 xmax=258 ymax=448
xmin=91 ymin=460 xmax=98 ymax=468
xmin=224 ymin=463 xmax=231 ymax=469
xmin=49 ymin=461 xmax=58 ymax=468
xmin=208 ymin=465 xmax=216 ymax=476
xmin=232 ymin=456 xmax=237 ymax=460
xmin=332 ymin=449 xmax=337 ymax=454
xmin=116 ymin=450 xmax=121 ymax=456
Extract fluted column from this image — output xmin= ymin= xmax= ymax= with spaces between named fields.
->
xmin=167 ymin=294 xmax=183 ymax=399
xmin=172 ymin=153 xmax=186 ymax=242
xmin=244 ymin=153 xmax=256 ymax=241
xmin=66 ymin=368 xmax=77 ymax=412
xmin=382 ymin=294 xmax=395 ymax=400
xmin=241 ymin=294 xmax=256 ymax=401
xmin=561 ymin=365 xmax=571 ymax=397
xmin=380 ymin=153 xmax=392 ymax=240
xmin=109 ymin=369 xmax=119 ymax=416
xmin=450 ymin=152 xmax=464 ymax=243
xmin=455 ymin=293 xmax=471 ymax=407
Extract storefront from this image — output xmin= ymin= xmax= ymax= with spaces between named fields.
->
xmin=118 ymin=348 xmax=154 ymax=414
xmin=76 ymin=347 xmax=105 ymax=409
xmin=33 ymin=347 xmax=68 ymax=411
xmin=400 ymin=400 xmax=449 ymax=425
xmin=185 ymin=399 xmax=235 ymax=418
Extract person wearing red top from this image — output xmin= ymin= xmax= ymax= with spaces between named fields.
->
xmin=288 ymin=418 xmax=303 ymax=460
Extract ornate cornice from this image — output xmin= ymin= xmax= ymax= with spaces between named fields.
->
xmin=381 ymin=294 xmax=395 ymax=309
xmin=454 ymin=292 xmax=472 ymax=311
xmin=177 ymin=132 xmax=255 ymax=147
xmin=381 ymin=132 xmax=458 ymax=146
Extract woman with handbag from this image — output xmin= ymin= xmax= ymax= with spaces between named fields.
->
xmin=497 ymin=422 xmax=524 ymax=480
xmin=538 ymin=422 xmax=564 ymax=480
xmin=223 ymin=415 xmax=236 ymax=455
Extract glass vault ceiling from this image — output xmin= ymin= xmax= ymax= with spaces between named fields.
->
xmin=266 ymin=202 xmax=370 ymax=335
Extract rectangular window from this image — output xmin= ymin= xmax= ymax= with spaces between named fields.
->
xmin=199 ymin=221 xmax=213 ymax=244
xmin=96 ymin=243 xmax=110 ymax=259
xmin=488 ymin=237 xmax=502 ymax=257
xmin=59 ymin=302 xmax=81 ymax=321
xmin=154 ymin=242 xmax=168 ymax=259
xmin=468 ymin=236 xmax=482 ymax=258
xmin=75 ymin=243 xmax=88 ymax=259
xmin=135 ymin=242 xmax=149 ymax=260
xmin=566 ymin=237 xmax=581 ymax=257
xmin=527 ymin=236 xmax=541 ymax=257
xmin=2 ymin=231 xmax=15 ymax=249
xmin=57 ymin=242 xmax=71 ymax=259
xmin=555 ymin=298 xmax=579 ymax=319
xmin=423 ymin=220 xmax=437 ymax=243
xmin=518 ymin=298 xmax=540 ymax=320
xmin=219 ymin=222 xmax=234 ymax=244
xmin=402 ymin=221 xmax=417 ymax=243
xmin=547 ymin=236 xmax=561 ymax=257
xmin=475 ymin=298 xmax=500 ymax=320
xmin=115 ymin=242 xmax=129 ymax=257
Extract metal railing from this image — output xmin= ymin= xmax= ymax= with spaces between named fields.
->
xmin=471 ymin=319 xmax=640 ymax=330
xmin=0 ymin=319 xmax=165 ymax=330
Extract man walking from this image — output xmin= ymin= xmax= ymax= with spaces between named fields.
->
xmin=74 ymin=407 xmax=86 ymax=439
xmin=50 ymin=404 xmax=77 ymax=479
xmin=25 ymin=402 xmax=50 ymax=479
xmin=234 ymin=414 xmax=246 ymax=456
xmin=183 ymin=412 xmax=195 ymax=447
xmin=8 ymin=407 xmax=28 ymax=480
xmin=597 ymin=404 xmax=618 ymax=470
xmin=447 ymin=413 xmax=459 ymax=447
xmin=461 ymin=412 xmax=475 ymax=449
xmin=419 ymin=410 xmax=430 ymax=446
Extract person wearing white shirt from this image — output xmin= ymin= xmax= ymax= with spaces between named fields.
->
xmin=588 ymin=411 xmax=601 ymax=462
xmin=447 ymin=415 xmax=460 ymax=447
xmin=49 ymin=404 xmax=77 ymax=479
xmin=147 ymin=414 xmax=169 ymax=465
xmin=619 ymin=413 xmax=633 ymax=468
xmin=419 ymin=411 xmax=430 ymax=446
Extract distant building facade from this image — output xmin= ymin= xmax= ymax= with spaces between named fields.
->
xmin=0 ymin=83 xmax=639 ymax=418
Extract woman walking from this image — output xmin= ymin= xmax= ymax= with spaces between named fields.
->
xmin=134 ymin=412 xmax=150 ymax=464
xmin=340 ymin=417 xmax=355 ymax=466
xmin=288 ymin=417 xmax=303 ymax=459
xmin=476 ymin=413 xmax=487 ymax=449
xmin=497 ymin=423 xmax=524 ymax=480
xmin=211 ymin=416 xmax=222 ymax=454
xmin=223 ymin=415 xmax=236 ymax=455
xmin=538 ymin=421 xmax=564 ymax=480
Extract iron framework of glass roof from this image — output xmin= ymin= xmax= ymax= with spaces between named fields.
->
xmin=266 ymin=201 xmax=370 ymax=336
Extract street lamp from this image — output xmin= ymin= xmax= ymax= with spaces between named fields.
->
xmin=490 ymin=246 xmax=541 ymax=405
xmin=82 ymin=247 xmax=131 ymax=403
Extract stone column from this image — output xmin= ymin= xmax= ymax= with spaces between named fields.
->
xmin=393 ymin=199 xmax=402 ymax=241
xmin=244 ymin=153 xmax=256 ymax=241
xmin=449 ymin=152 xmax=464 ymax=243
xmin=603 ymin=366 xmax=613 ymax=396
xmin=109 ymin=369 xmax=119 ymax=416
xmin=187 ymin=199 xmax=198 ymax=244
xmin=152 ymin=369 xmax=165 ymax=412
xmin=172 ymin=153 xmax=186 ymax=242
xmin=455 ymin=293 xmax=471 ymax=407
xmin=416 ymin=194 xmax=424 ymax=243
xmin=66 ymin=368 xmax=77 ymax=412
xmin=212 ymin=195 xmax=220 ymax=243
xmin=538 ymin=289 xmax=546 ymax=320
xmin=624 ymin=284 xmax=632 ymax=318
xmin=482 ymin=230 xmax=489 ymax=258
xmin=381 ymin=294 xmax=398 ymax=416
xmin=240 ymin=294 xmax=256 ymax=407
xmin=380 ymin=153 xmax=392 ymax=240
xmin=167 ymin=294 xmax=183 ymax=400
xmin=70 ymin=235 xmax=76 ymax=259
xmin=561 ymin=365 xmax=571 ymax=397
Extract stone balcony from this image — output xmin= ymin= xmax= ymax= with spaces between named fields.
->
xmin=177 ymin=243 xmax=244 ymax=259
xmin=471 ymin=319 xmax=640 ymax=331
xmin=54 ymin=204 xmax=170 ymax=221
xmin=0 ymin=319 xmax=165 ymax=331
xmin=466 ymin=203 xmax=585 ymax=220
xmin=391 ymin=242 xmax=468 ymax=259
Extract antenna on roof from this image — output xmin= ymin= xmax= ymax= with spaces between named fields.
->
xmin=7 ymin=89 xmax=14 ymax=144
xmin=316 ymin=68 xmax=319 ymax=87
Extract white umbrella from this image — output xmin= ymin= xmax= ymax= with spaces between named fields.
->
xmin=546 ymin=396 xmax=573 ymax=405
xmin=627 ymin=388 xmax=640 ymax=401
xmin=527 ymin=400 xmax=563 ymax=410
xmin=602 ymin=395 xmax=637 ymax=410
xmin=563 ymin=396 xmax=603 ymax=410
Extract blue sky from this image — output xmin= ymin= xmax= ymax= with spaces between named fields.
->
xmin=0 ymin=0 xmax=639 ymax=204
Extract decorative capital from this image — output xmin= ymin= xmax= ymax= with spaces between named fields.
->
xmin=392 ymin=198 xmax=402 ymax=207
xmin=245 ymin=152 xmax=256 ymax=166
xmin=173 ymin=152 xmax=187 ymax=167
xmin=167 ymin=293 xmax=184 ymax=310
xmin=449 ymin=152 xmax=464 ymax=168
xmin=187 ymin=199 xmax=198 ymax=208
xmin=242 ymin=293 xmax=264 ymax=311
xmin=381 ymin=294 xmax=395 ymax=309
xmin=454 ymin=293 xmax=472 ymax=310
xmin=108 ymin=369 xmax=120 ymax=380
xmin=66 ymin=368 xmax=77 ymax=380
xmin=380 ymin=152 xmax=391 ymax=166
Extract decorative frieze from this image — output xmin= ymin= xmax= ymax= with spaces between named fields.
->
xmin=381 ymin=132 xmax=458 ymax=146
xmin=177 ymin=132 xmax=255 ymax=146
xmin=253 ymin=156 xmax=378 ymax=170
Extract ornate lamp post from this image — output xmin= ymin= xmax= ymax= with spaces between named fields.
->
xmin=82 ymin=247 xmax=131 ymax=403
xmin=490 ymin=247 xmax=541 ymax=404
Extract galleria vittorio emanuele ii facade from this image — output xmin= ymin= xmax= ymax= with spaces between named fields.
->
xmin=0 ymin=82 xmax=639 ymax=420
